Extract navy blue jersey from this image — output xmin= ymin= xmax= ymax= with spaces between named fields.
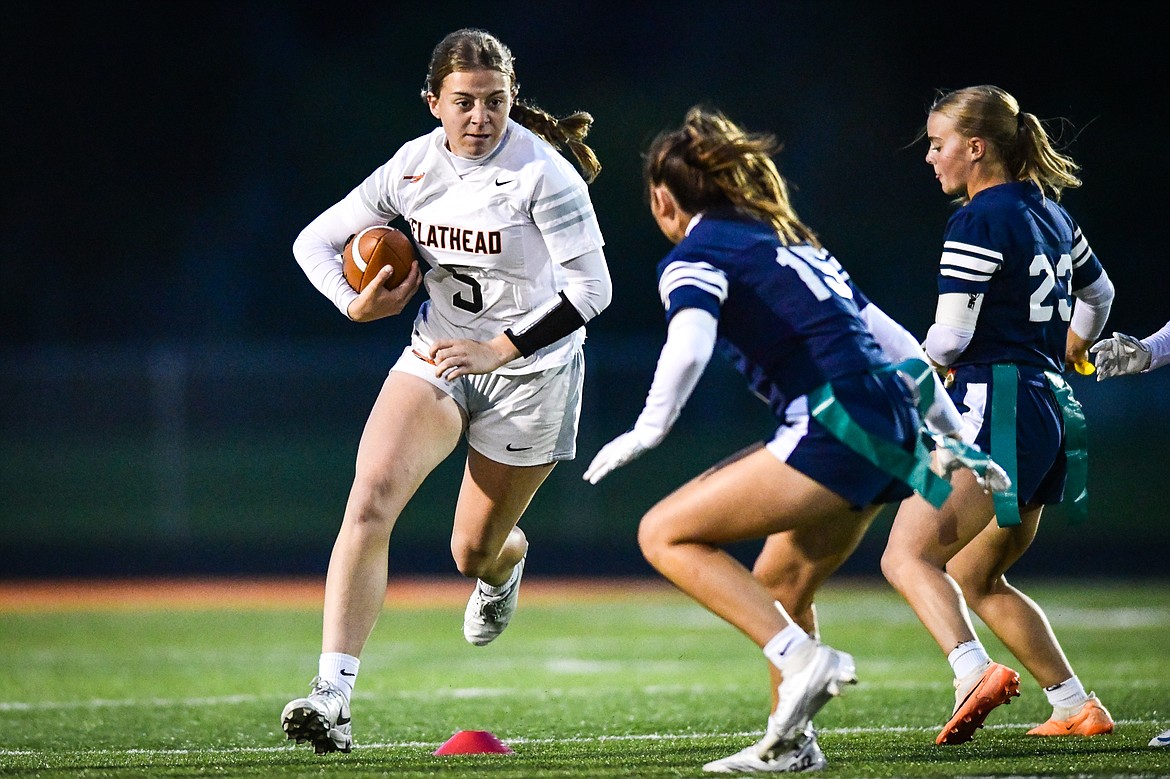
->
xmin=656 ymin=209 xmax=887 ymax=417
xmin=938 ymin=182 xmax=1105 ymax=371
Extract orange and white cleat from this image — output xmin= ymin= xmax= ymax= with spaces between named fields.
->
xmin=1027 ymin=695 xmax=1114 ymax=737
xmin=936 ymin=662 xmax=1021 ymax=745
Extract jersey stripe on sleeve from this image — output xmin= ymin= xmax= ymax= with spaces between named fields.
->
xmin=940 ymin=240 xmax=1002 ymax=282
xmin=1070 ymin=228 xmax=1094 ymax=270
xmin=533 ymin=184 xmax=595 ymax=234
xmin=658 ymin=260 xmax=728 ymax=308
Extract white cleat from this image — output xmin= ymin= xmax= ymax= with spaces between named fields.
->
xmin=1150 ymin=728 xmax=1170 ymax=747
xmin=766 ymin=642 xmax=857 ymax=749
xmin=280 ymin=676 xmax=352 ymax=754
xmin=463 ymin=556 xmax=525 ymax=646
xmin=703 ymin=725 xmax=826 ymax=773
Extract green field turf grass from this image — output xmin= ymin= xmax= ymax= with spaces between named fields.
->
xmin=1 ymin=576 xmax=1168 ymax=777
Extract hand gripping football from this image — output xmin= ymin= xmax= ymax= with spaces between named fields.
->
xmin=342 ymin=225 xmax=416 ymax=292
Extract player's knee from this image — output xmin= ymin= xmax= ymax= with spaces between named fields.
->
xmin=346 ymin=472 xmax=406 ymax=529
xmin=451 ymin=544 xmax=493 ymax=579
xmin=342 ymin=495 xmax=398 ymax=540
xmin=636 ymin=509 xmax=673 ymax=567
xmin=879 ymin=546 xmax=909 ymax=592
xmin=950 ymin=569 xmax=997 ymax=604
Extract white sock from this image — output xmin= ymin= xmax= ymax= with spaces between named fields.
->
xmin=1044 ymin=676 xmax=1090 ymax=711
xmin=948 ymin=640 xmax=991 ymax=680
xmin=319 ymin=652 xmax=360 ymax=699
xmin=481 ymin=561 xmax=520 ymax=596
xmin=762 ymin=624 xmax=812 ymax=670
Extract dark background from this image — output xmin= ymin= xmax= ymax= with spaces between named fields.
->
xmin=2 ymin=2 xmax=1167 ymax=579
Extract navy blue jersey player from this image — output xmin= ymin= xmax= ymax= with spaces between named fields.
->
xmin=937 ymin=183 xmax=1105 ymax=372
xmin=582 ymin=107 xmax=997 ymax=774
xmin=655 ymin=214 xmax=936 ymax=508
xmin=881 ymin=85 xmax=1117 ymax=746
xmin=663 ymin=216 xmax=876 ymax=411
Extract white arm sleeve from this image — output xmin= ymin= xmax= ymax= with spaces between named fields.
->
xmin=1069 ymin=271 xmax=1115 ymax=341
xmin=922 ymin=322 xmax=974 ymax=368
xmin=631 ymin=307 xmax=717 ymax=447
xmin=292 ymin=192 xmax=381 ymax=318
xmin=559 ymin=248 xmax=612 ymax=321
xmin=1143 ymin=319 xmax=1170 ymax=371
xmin=858 ymin=301 xmax=964 ymax=437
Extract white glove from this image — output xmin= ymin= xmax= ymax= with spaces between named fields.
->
xmin=932 ymin=434 xmax=1012 ymax=494
xmin=583 ymin=430 xmax=655 ymax=485
xmin=1090 ymin=332 xmax=1151 ymax=380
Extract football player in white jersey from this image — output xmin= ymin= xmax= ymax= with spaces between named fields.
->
xmin=282 ymin=28 xmax=611 ymax=755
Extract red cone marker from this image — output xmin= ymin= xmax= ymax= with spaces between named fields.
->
xmin=433 ymin=730 xmax=514 ymax=755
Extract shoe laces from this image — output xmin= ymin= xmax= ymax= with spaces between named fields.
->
xmin=477 ymin=592 xmax=511 ymax=622
xmin=758 ymin=724 xmax=815 ymax=761
xmin=309 ymin=676 xmax=345 ymax=705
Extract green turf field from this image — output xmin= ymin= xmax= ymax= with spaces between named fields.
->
xmin=1 ymin=577 xmax=1167 ymax=777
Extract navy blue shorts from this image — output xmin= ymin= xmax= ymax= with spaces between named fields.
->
xmin=948 ymin=364 xmax=1066 ymax=506
xmin=766 ymin=371 xmax=919 ymax=509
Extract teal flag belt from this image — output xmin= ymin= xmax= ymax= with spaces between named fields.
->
xmin=807 ymin=359 xmax=990 ymax=509
xmin=990 ymin=364 xmax=1022 ymax=526
xmin=990 ymin=364 xmax=1088 ymax=527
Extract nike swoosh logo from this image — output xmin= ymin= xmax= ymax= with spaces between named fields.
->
xmin=505 ymin=443 xmax=532 ymax=451
xmin=402 ymin=173 xmax=424 ymax=183
xmin=338 ymin=715 xmax=351 ymax=725
xmin=340 ymin=669 xmax=355 ymax=677
xmin=495 ymin=178 xmax=513 ymax=186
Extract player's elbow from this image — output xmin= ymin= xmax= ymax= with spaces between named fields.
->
xmin=565 ymin=273 xmax=611 ymax=322
xmin=591 ymin=272 xmax=613 ymax=318
xmin=561 ymin=248 xmax=612 ymax=322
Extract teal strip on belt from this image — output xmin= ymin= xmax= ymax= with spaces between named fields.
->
xmin=991 ymin=364 xmax=1021 ymax=527
xmin=1044 ymin=370 xmax=1089 ymax=525
xmin=807 ymin=361 xmax=952 ymax=509
xmin=901 ymin=359 xmax=1005 ymax=487
xmin=989 ymin=365 xmax=1089 ymax=526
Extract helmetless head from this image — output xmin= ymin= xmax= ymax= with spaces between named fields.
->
xmin=922 ymin=84 xmax=1081 ymax=203
xmin=422 ymin=28 xmax=518 ymax=160
xmin=643 ymin=107 xmax=818 ymax=248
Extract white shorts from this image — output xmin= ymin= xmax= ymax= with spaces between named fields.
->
xmin=389 ymin=342 xmax=584 ymax=466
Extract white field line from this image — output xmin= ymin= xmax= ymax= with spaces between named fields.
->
xmin=2 ymin=671 xmax=1164 ymax=711
xmin=0 ymin=718 xmax=1165 ymax=758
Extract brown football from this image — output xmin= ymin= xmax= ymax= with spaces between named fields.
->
xmin=342 ymin=225 xmax=416 ymax=292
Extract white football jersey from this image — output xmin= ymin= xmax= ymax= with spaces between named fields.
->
xmin=353 ymin=120 xmax=605 ymax=374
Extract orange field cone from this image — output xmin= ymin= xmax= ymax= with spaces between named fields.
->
xmin=433 ymin=729 xmax=514 ymax=755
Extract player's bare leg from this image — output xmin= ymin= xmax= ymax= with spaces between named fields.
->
xmin=952 ymin=505 xmax=1112 ymax=736
xmin=285 ymin=373 xmax=463 ymax=753
xmin=882 ymin=469 xmax=1021 ymax=744
xmin=882 ymin=471 xmax=999 ymax=662
xmin=638 ymin=445 xmax=862 ymax=752
xmin=321 ymin=373 xmax=463 ymax=657
xmin=454 ymin=448 xmax=553 ymax=645
xmin=945 ymin=505 xmax=1070 ymax=683
xmin=754 ymin=514 xmax=875 ymax=710
xmin=701 ymin=514 xmax=877 ymax=771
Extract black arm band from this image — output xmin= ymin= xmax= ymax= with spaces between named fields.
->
xmin=505 ymin=292 xmax=587 ymax=357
